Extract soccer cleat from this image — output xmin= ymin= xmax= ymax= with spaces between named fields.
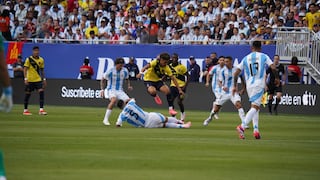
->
xmin=154 ymin=95 xmax=162 ymax=105
xmin=103 ymin=119 xmax=110 ymax=126
xmin=183 ymin=121 xmax=192 ymax=128
xmin=203 ymin=118 xmax=212 ymax=126
xmin=236 ymin=125 xmax=245 ymax=139
xmin=39 ymin=109 xmax=47 ymax=115
xmin=254 ymin=131 xmax=261 ymax=139
xmin=169 ymin=109 xmax=177 ymax=116
xmin=23 ymin=110 xmax=32 ymax=115
xmin=213 ymin=114 xmax=219 ymax=120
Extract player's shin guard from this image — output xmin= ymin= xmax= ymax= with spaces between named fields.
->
xmin=39 ymin=91 xmax=44 ymax=108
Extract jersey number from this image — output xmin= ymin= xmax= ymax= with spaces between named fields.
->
xmin=249 ymin=62 xmax=259 ymax=76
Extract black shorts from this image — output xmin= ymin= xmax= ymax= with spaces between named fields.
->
xmin=267 ymin=84 xmax=282 ymax=95
xmin=25 ymin=81 xmax=43 ymax=92
xmin=170 ymin=86 xmax=186 ymax=99
xmin=144 ymin=81 xmax=165 ymax=91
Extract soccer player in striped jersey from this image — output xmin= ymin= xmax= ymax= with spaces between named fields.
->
xmin=204 ymin=56 xmax=225 ymax=122
xmin=233 ymin=41 xmax=278 ymax=139
xmin=169 ymin=53 xmax=189 ymax=121
xmin=203 ymin=56 xmax=246 ymax=127
xmin=115 ymin=98 xmax=191 ymax=128
xmin=100 ymin=57 xmax=132 ymax=126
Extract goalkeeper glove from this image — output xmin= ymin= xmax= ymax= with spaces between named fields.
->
xmin=0 ymin=86 xmax=13 ymax=113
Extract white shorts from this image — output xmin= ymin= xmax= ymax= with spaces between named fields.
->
xmin=215 ymin=92 xmax=241 ymax=106
xmin=246 ymin=85 xmax=264 ymax=106
xmin=105 ymin=89 xmax=130 ymax=101
xmin=144 ymin=112 xmax=166 ymax=128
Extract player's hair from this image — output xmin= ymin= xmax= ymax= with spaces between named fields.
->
xmin=159 ymin=52 xmax=170 ymax=61
xmin=172 ymin=53 xmax=179 ymax=58
xmin=291 ymin=56 xmax=298 ymax=65
xmin=117 ymin=100 xmax=124 ymax=109
xmin=274 ymin=54 xmax=280 ymax=58
xmin=218 ymin=56 xmax=225 ymax=59
xmin=115 ymin=57 xmax=125 ymax=64
xmin=33 ymin=46 xmax=39 ymax=50
xmin=252 ymin=40 xmax=262 ymax=49
xmin=225 ymin=56 xmax=233 ymax=61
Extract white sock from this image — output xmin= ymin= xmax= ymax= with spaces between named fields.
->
xmin=180 ymin=112 xmax=185 ymax=120
xmin=165 ymin=123 xmax=183 ymax=128
xmin=104 ymin=109 xmax=112 ymax=121
xmin=252 ymin=110 xmax=260 ymax=132
xmin=209 ymin=110 xmax=215 ymax=119
xmin=242 ymin=107 xmax=257 ymax=128
xmin=238 ymin=108 xmax=246 ymax=123
xmin=169 ymin=106 xmax=174 ymax=110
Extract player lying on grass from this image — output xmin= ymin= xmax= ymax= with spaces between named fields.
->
xmin=115 ymin=98 xmax=191 ymax=128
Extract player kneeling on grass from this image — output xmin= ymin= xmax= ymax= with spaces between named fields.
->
xmin=115 ymin=98 xmax=191 ymax=128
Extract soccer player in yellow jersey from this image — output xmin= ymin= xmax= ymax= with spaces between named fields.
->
xmin=169 ymin=53 xmax=189 ymax=121
xmin=305 ymin=3 xmax=320 ymax=30
xmin=136 ymin=52 xmax=184 ymax=116
xmin=23 ymin=46 xmax=47 ymax=115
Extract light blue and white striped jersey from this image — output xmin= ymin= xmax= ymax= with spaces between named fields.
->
xmin=103 ymin=67 xmax=129 ymax=91
xmin=117 ymin=99 xmax=149 ymax=127
xmin=219 ymin=66 xmax=237 ymax=94
xmin=209 ymin=65 xmax=223 ymax=94
xmin=237 ymin=52 xmax=273 ymax=86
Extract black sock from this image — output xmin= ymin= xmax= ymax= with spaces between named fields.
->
xmin=39 ymin=91 xmax=44 ymax=108
xmin=274 ymin=98 xmax=280 ymax=110
xmin=167 ymin=94 xmax=174 ymax=107
xmin=24 ymin=93 xmax=31 ymax=109
xmin=268 ymin=98 xmax=273 ymax=113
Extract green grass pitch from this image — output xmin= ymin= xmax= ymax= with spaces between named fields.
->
xmin=0 ymin=105 xmax=320 ymax=180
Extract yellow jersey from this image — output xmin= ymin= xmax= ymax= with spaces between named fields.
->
xmin=24 ymin=56 xmax=45 ymax=82
xmin=169 ymin=63 xmax=188 ymax=87
xmin=305 ymin=11 xmax=320 ymax=30
xmin=143 ymin=59 xmax=173 ymax=82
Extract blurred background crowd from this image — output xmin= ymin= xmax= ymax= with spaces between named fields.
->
xmin=0 ymin=0 xmax=319 ymax=44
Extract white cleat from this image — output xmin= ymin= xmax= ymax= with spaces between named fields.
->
xmin=103 ymin=119 xmax=110 ymax=126
xmin=213 ymin=114 xmax=219 ymax=120
xmin=203 ymin=118 xmax=212 ymax=126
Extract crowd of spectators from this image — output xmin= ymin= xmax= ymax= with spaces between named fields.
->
xmin=0 ymin=0 xmax=319 ymax=44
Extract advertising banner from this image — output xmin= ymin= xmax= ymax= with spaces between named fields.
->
xmin=10 ymin=79 xmax=320 ymax=115
xmin=4 ymin=43 xmax=276 ymax=80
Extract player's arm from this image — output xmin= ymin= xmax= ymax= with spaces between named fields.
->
xmin=232 ymin=68 xmax=241 ymax=96
xmin=100 ymin=76 xmax=107 ymax=98
xmin=136 ymin=63 xmax=150 ymax=79
xmin=239 ymin=75 xmax=246 ymax=95
xmin=126 ymin=78 xmax=133 ymax=90
xmin=40 ymin=68 xmax=47 ymax=88
xmin=205 ymin=70 xmax=211 ymax=87
xmin=171 ymin=76 xmax=184 ymax=95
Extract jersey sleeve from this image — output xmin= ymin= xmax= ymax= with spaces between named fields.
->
xmin=24 ymin=58 xmax=30 ymax=68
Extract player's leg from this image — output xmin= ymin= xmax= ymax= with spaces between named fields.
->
xmin=37 ymin=82 xmax=47 ymax=115
xmin=103 ymin=91 xmax=117 ymax=126
xmin=177 ymin=95 xmax=185 ymax=121
xmin=267 ymin=85 xmax=274 ymax=115
xmin=169 ymin=86 xmax=179 ymax=117
xmin=252 ymin=109 xmax=261 ymax=139
xmin=274 ymin=86 xmax=282 ymax=115
xmin=159 ymin=84 xmax=177 ymax=116
xmin=164 ymin=117 xmax=191 ymax=128
xmin=203 ymin=95 xmax=224 ymax=126
xmin=23 ymin=83 xmax=33 ymax=115
xmin=167 ymin=117 xmax=184 ymax=124
xmin=144 ymin=81 xmax=162 ymax=105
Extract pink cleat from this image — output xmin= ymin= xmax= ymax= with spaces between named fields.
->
xmin=39 ymin=109 xmax=47 ymax=115
xmin=23 ymin=110 xmax=32 ymax=115
xmin=169 ymin=109 xmax=178 ymax=116
xmin=236 ymin=125 xmax=245 ymax=139
xmin=253 ymin=131 xmax=261 ymax=139
xmin=154 ymin=95 xmax=162 ymax=105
